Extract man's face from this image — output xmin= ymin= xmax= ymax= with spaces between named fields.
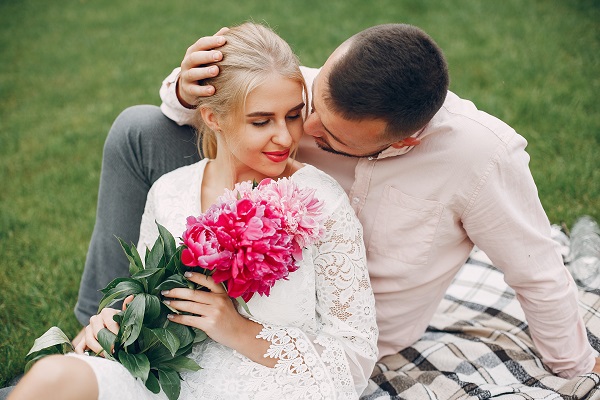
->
xmin=303 ymin=46 xmax=392 ymax=158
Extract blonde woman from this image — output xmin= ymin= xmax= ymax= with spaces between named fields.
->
xmin=9 ymin=23 xmax=377 ymax=400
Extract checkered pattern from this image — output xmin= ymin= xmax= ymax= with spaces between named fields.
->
xmin=362 ymin=228 xmax=600 ymax=400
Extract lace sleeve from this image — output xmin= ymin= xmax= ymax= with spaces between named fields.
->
xmin=255 ymin=191 xmax=378 ymax=399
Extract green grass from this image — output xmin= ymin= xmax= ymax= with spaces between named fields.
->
xmin=1 ymin=0 xmax=598 ymax=386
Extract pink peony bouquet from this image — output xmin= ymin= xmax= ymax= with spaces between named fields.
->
xmin=180 ymin=177 xmax=325 ymax=302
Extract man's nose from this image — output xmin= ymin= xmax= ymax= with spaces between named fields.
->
xmin=303 ymin=113 xmax=321 ymax=137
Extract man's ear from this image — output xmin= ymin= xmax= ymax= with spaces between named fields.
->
xmin=199 ymin=106 xmax=222 ymax=132
xmin=390 ymin=137 xmax=421 ymax=149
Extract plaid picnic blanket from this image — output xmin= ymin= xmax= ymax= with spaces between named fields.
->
xmin=362 ymin=226 xmax=600 ymax=400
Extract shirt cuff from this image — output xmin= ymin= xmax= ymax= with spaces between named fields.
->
xmin=159 ymin=67 xmax=197 ymax=126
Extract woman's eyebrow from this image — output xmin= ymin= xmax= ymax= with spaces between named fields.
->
xmin=246 ymin=102 xmax=305 ymax=117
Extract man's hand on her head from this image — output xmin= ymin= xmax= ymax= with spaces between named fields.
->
xmin=177 ymin=27 xmax=229 ymax=108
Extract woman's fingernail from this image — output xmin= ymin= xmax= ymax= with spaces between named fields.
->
xmin=163 ymin=300 xmax=170 ymax=305
xmin=161 ymin=290 xmax=170 ymax=295
xmin=167 ymin=314 xmax=174 ymax=320
xmin=184 ymin=272 xmax=193 ymax=277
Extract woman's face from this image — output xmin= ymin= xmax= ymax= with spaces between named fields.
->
xmin=220 ymin=74 xmax=305 ymax=180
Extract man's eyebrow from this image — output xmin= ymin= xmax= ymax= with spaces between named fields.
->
xmin=311 ymin=79 xmax=348 ymax=146
xmin=246 ymin=102 xmax=305 ymax=118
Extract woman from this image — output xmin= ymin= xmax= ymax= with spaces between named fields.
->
xmin=9 ymin=23 xmax=377 ymax=400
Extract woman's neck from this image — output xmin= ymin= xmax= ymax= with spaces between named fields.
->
xmin=200 ymin=157 xmax=303 ymax=212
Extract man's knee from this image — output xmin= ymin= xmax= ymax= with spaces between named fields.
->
xmin=104 ymin=105 xmax=165 ymax=153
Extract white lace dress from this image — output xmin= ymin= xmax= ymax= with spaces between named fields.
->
xmin=71 ymin=160 xmax=378 ymax=400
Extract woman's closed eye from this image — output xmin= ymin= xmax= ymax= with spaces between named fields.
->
xmin=251 ymin=120 xmax=269 ymax=127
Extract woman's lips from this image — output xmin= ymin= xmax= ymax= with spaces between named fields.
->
xmin=263 ymin=149 xmax=290 ymax=163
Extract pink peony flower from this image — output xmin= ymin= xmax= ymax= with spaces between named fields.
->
xmin=180 ymin=216 xmax=232 ymax=270
xmin=181 ymin=177 xmax=325 ymax=302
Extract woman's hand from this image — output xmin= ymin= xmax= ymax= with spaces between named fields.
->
xmin=177 ymin=28 xmax=229 ymax=108
xmin=73 ymin=295 xmax=133 ymax=356
xmin=161 ymin=271 xmax=253 ymax=350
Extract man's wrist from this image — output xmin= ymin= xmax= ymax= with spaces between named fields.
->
xmin=175 ymin=77 xmax=196 ymax=109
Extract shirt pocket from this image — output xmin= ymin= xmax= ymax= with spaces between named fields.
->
xmin=368 ymin=186 xmax=444 ymax=265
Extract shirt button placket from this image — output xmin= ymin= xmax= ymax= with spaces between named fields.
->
xmin=348 ymin=157 xmax=377 ymax=215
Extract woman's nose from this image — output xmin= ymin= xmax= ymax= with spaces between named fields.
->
xmin=273 ymin=123 xmax=293 ymax=146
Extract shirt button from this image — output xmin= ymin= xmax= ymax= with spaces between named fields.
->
xmin=352 ymin=197 xmax=360 ymax=204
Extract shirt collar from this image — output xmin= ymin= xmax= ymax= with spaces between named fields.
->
xmin=375 ymin=124 xmax=431 ymax=159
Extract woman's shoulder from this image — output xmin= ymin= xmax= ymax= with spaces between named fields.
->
xmin=292 ymin=164 xmax=349 ymax=210
xmin=151 ymin=159 xmax=208 ymax=192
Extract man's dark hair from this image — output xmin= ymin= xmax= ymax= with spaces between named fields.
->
xmin=325 ymin=24 xmax=449 ymax=139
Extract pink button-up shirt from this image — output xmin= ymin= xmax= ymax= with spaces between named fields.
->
xmin=159 ymin=67 xmax=595 ymax=378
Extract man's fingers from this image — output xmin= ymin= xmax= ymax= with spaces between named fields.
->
xmin=186 ymin=83 xmax=215 ymax=97
xmin=214 ymin=27 xmax=229 ymax=36
xmin=182 ymin=50 xmax=217 ymax=70
xmin=185 ymin=34 xmax=227 ymax=56
xmin=182 ymin=65 xmax=219 ymax=84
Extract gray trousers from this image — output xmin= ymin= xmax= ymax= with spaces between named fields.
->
xmin=74 ymin=105 xmax=200 ymax=325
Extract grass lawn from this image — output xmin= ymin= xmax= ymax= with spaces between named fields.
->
xmin=1 ymin=0 xmax=598 ymax=386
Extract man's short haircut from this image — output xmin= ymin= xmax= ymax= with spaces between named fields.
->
xmin=325 ymin=24 xmax=449 ymax=139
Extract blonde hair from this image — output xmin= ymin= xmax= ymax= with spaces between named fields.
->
xmin=194 ymin=22 xmax=307 ymax=159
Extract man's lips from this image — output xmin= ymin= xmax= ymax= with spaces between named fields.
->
xmin=263 ymin=149 xmax=290 ymax=162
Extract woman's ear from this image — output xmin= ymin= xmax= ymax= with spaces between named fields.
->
xmin=199 ymin=106 xmax=222 ymax=132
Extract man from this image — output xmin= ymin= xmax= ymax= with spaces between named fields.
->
xmin=75 ymin=24 xmax=599 ymax=378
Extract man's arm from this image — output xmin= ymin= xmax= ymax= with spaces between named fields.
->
xmin=462 ymin=132 xmax=597 ymax=378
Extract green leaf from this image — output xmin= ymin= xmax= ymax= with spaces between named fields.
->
xmin=146 ymin=237 xmax=165 ymax=270
xmin=99 ymin=277 xmax=130 ymax=294
xmin=158 ymin=367 xmax=181 ymax=400
xmin=116 ymin=236 xmax=144 ymax=276
xmin=235 ymin=296 xmax=252 ymax=316
xmin=146 ymin=344 xmax=175 ymax=366
xmin=118 ymin=350 xmax=150 ymax=382
xmin=26 ymin=326 xmax=73 ymax=357
xmin=155 ymin=274 xmax=188 ymax=291
xmin=136 ymin=327 xmax=160 ymax=353
xmin=142 ymin=294 xmax=162 ymax=323
xmin=166 ymin=322 xmax=195 ymax=349
xmin=98 ymin=279 xmax=145 ymax=312
xmin=174 ymin=341 xmax=194 ymax=358
xmin=131 ymin=268 xmax=163 ymax=280
xmin=157 ymin=222 xmax=176 ymax=261
xmin=151 ymin=328 xmax=180 ymax=357
xmin=129 ymin=242 xmax=145 ymax=275
xmin=97 ymin=328 xmax=117 ymax=361
xmin=146 ymin=267 xmax=166 ymax=295
xmin=165 ymin=247 xmax=185 ymax=275
xmin=159 ymin=355 xmax=201 ymax=372
xmin=192 ymin=328 xmax=208 ymax=344
xmin=24 ymin=346 xmax=61 ymax=372
xmin=122 ymin=295 xmax=146 ymax=347
xmin=145 ymin=371 xmax=161 ymax=394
